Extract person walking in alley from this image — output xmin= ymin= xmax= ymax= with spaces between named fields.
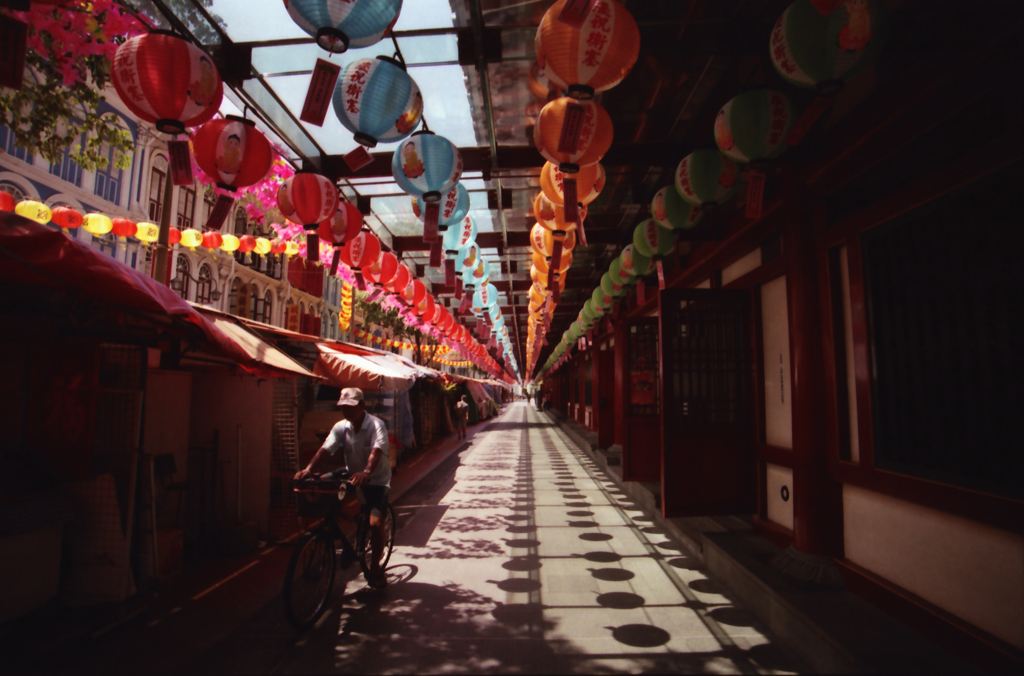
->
xmin=455 ymin=395 xmax=469 ymax=440
xmin=294 ymin=388 xmax=391 ymax=589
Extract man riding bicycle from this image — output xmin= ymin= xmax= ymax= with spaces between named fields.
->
xmin=294 ymin=387 xmax=390 ymax=589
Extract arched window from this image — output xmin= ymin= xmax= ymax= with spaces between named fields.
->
xmin=172 ymin=255 xmax=191 ymax=300
xmin=196 ymin=264 xmax=215 ymax=305
xmin=228 ymin=278 xmax=242 ymax=315
xmin=0 ymin=180 xmax=27 ymax=203
xmin=249 ymin=283 xmax=261 ymax=320
xmin=149 ymin=156 xmax=168 ymax=221
xmin=177 ymin=184 xmax=196 ymax=229
xmin=200 ymin=185 xmax=215 ymax=227
xmin=262 ymin=290 xmax=273 ymax=324
xmin=233 ymin=207 xmax=247 ymax=236
xmin=93 ymin=141 xmax=124 ymax=205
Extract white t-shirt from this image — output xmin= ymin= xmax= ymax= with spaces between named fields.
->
xmin=323 ymin=413 xmax=391 ymax=487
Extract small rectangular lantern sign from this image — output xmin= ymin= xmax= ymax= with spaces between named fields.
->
xmin=300 ymin=58 xmax=342 ymax=126
xmin=343 ymin=146 xmax=373 ymax=172
xmin=167 ymin=140 xmax=194 ymax=186
xmin=203 ymin=194 xmax=235 ymax=231
xmin=557 ymin=103 xmax=586 ymax=154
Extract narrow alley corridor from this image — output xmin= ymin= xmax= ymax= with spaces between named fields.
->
xmin=183 ymin=402 xmax=804 ymax=675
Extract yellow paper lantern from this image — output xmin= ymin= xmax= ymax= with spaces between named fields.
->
xmin=220 ymin=234 xmax=240 ymax=253
xmin=179 ymin=228 xmax=203 ymax=250
xmin=14 ymin=200 xmax=52 ymax=225
xmin=136 ymin=222 xmax=159 ymax=244
xmin=254 ymin=237 xmax=272 ymax=257
xmin=285 ymin=241 xmax=300 ymax=257
xmin=82 ymin=213 xmax=114 ymax=235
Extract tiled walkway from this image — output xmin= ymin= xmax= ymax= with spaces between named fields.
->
xmin=251 ymin=402 xmax=805 ymax=674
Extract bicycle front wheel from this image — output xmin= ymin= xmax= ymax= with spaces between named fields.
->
xmin=283 ymin=531 xmax=336 ymax=630
xmin=357 ymin=504 xmax=395 ymax=578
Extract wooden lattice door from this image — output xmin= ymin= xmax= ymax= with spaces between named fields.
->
xmin=617 ymin=318 xmax=661 ymax=482
xmin=658 ymin=289 xmax=755 ymax=517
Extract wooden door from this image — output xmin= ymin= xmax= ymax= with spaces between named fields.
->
xmin=659 ymin=288 xmax=755 ymax=517
xmin=619 ymin=318 xmax=661 ymax=482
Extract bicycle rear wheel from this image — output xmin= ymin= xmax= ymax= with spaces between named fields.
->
xmin=357 ymin=504 xmax=395 ymax=578
xmin=283 ymin=531 xmax=336 ymax=630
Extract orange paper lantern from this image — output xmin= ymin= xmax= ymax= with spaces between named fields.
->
xmin=535 ymin=0 xmax=640 ymax=99
xmin=534 ymin=193 xmax=586 ymax=234
xmin=533 ymin=97 xmax=613 ymax=173
xmin=540 ymin=161 xmax=605 ymax=206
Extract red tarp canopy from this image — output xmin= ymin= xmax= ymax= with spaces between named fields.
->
xmin=0 ymin=213 xmax=292 ymax=378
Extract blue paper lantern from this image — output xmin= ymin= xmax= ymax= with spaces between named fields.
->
xmin=285 ymin=0 xmax=402 ymax=53
xmin=455 ymin=242 xmax=481 ymax=274
xmin=392 ymin=131 xmax=463 ymax=204
xmin=474 ymin=283 xmax=499 ymax=311
xmin=333 ymin=56 xmax=422 ymax=148
xmin=413 ymin=183 xmax=469 ymax=228
xmin=442 ymin=214 xmax=477 ymax=254
xmin=461 ymin=256 xmax=490 ymax=290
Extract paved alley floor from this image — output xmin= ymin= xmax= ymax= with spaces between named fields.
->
xmin=186 ymin=402 xmax=805 ymax=675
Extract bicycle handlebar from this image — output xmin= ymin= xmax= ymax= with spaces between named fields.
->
xmin=293 ymin=472 xmax=352 ymax=493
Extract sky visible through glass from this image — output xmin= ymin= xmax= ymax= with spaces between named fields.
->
xmin=204 ymin=0 xmax=489 ymax=239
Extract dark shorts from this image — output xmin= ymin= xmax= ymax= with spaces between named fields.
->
xmin=357 ymin=484 xmax=390 ymax=519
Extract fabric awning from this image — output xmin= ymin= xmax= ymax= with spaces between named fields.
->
xmin=314 ymin=345 xmax=416 ymax=392
xmin=196 ymin=309 xmax=320 ymax=380
xmin=0 ymin=213 xmax=285 ymax=378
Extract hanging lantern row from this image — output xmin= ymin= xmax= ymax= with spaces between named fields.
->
xmin=533 ymin=0 xmax=889 ymax=384
xmin=525 ymin=0 xmax=641 ymax=379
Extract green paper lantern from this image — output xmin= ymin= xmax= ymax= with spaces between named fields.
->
xmin=633 ymin=218 xmax=675 ymax=259
xmin=653 ymin=185 xmax=702 ymax=231
xmin=609 ymin=257 xmax=632 ymax=291
xmin=770 ymin=0 xmax=889 ymax=93
xmin=714 ymin=88 xmax=797 ymax=165
xmin=601 ymin=272 xmax=620 ymax=300
xmin=675 ymin=150 xmax=738 ymax=208
xmin=592 ymin=284 xmax=613 ymax=314
xmin=632 ymin=248 xmax=652 ymax=276
xmin=582 ymin=301 xmax=599 ymax=324
xmin=620 ymin=243 xmax=652 ymax=277
xmin=567 ymin=323 xmax=582 ymax=341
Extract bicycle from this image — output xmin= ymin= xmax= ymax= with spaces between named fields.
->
xmin=283 ymin=472 xmax=396 ymax=631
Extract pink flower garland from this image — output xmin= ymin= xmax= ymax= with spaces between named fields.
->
xmin=4 ymin=1 xmax=145 ymax=87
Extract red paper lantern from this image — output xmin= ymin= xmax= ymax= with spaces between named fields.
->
xmin=202 ymin=232 xmax=223 ymax=249
xmin=237 ymin=235 xmax=257 ymax=253
xmin=415 ymin=293 xmax=435 ymax=319
xmin=536 ymin=0 xmax=641 ymax=99
xmin=112 ymin=32 xmax=223 ymax=134
xmin=270 ymin=238 xmax=288 ymax=255
xmin=363 ymin=251 xmax=399 ymax=286
xmin=408 ymin=279 xmax=427 ymax=306
xmin=111 ymin=218 xmax=137 ymax=238
xmin=169 ymin=227 xmax=182 ymax=245
xmin=319 ymin=200 xmax=364 ymax=274
xmin=51 ymin=206 xmax=83 ymax=230
xmin=338 ymin=229 xmax=380 ymax=269
xmin=0 ymin=192 xmax=15 ymax=212
xmin=385 ymin=262 xmax=411 ymax=294
xmin=193 ymin=116 xmax=274 ymax=191
xmin=277 ymin=172 xmax=340 ymax=261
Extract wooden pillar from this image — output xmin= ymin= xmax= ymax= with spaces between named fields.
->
xmin=783 ymin=170 xmax=843 ymax=558
xmin=613 ymin=318 xmax=627 ymax=448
